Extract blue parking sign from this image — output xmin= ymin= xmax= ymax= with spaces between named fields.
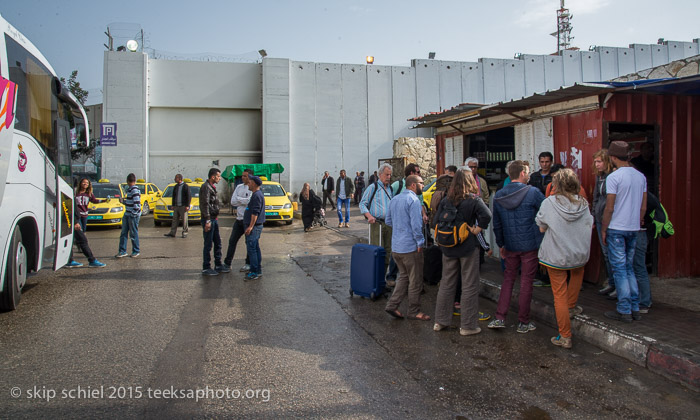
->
xmin=100 ymin=123 xmax=117 ymax=146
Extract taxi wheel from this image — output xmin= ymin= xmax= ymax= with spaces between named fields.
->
xmin=141 ymin=203 xmax=150 ymax=216
xmin=154 ymin=219 xmax=161 ymax=226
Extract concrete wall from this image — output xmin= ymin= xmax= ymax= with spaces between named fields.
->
xmin=102 ymin=51 xmax=148 ymax=183
xmin=102 ymin=39 xmax=699 ymax=195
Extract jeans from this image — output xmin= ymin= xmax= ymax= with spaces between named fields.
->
xmin=119 ymin=213 xmax=140 ymax=254
xmin=78 ymin=216 xmax=87 ymax=232
xmin=497 ymin=249 xmax=539 ymax=323
xmin=337 ymin=198 xmax=351 ymax=223
xmin=606 ymin=229 xmax=639 ymax=314
xmin=633 ymin=230 xmax=652 ymax=308
xmin=202 ymin=219 xmax=222 ymax=270
xmin=224 ymin=219 xmax=250 ymax=266
xmin=595 ymin=220 xmax=614 ymax=287
xmin=245 ymin=224 xmax=263 ymax=274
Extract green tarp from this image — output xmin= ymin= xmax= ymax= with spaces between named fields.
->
xmin=221 ymin=163 xmax=285 ymax=183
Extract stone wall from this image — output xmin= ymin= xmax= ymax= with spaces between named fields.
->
xmin=613 ymin=55 xmax=700 ymax=81
xmin=393 ymin=137 xmax=436 ymax=177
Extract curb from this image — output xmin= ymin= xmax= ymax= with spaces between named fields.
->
xmin=478 ymin=278 xmax=700 ymax=392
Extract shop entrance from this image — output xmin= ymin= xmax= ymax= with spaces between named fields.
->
xmin=466 ymin=127 xmax=515 ymax=193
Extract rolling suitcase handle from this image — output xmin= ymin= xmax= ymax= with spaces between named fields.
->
xmin=368 ymin=220 xmax=382 ymax=246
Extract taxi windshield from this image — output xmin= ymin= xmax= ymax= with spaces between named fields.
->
xmin=261 ymin=184 xmax=285 ymax=197
xmin=423 ymin=177 xmax=437 ymax=192
xmin=121 ymin=184 xmax=147 ymax=194
xmin=93 ymin=185 xmax=121 ymax=198
xmin=163 ymin=184 xmax=200 ymax=198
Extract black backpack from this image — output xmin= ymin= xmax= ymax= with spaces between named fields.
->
xmin=434 ymin=198 xmax=470 ymax=248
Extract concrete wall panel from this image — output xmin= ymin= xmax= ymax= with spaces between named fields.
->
xmin=617 ymin=47 xmax=636 ymax=76
xmin=544 ymin=55 xmax=564 ymax=91
xmin=504 ymin=59 xmax=525 ymax=100
xmin=148 ymin=60 xmax=261 ymax=109
xmin=632 ymin=44 xmax=653 ymax=71
xmin=667 ymin=41 xmax=686 ymax=61
xmin=391 ymin=66 xmax=417 ymax=140
xmin=580 ymin=51 xmax=601 ymax=82
xmin=523 ymin=55 xmax=545 ymax=96
xmin=563 ymin=51 xmax=583 ymax=86
xmin=262 ymin=58 xmax=291 ymax=186
xmin=368 ymin=66 xmax=394 ymax=174
xmin=461 ymin=62 xmax=484 ymax=104
xmin=415 ymin=59 xmax=441 ymax=114
xmin=481 ymin=58 xmax=506 ymax=104
xmin=290 ymin=61 xmax=317 ymax=191
xmin=598 ymin=47 xmax=620 ymax=81
xmin=315 ymin=63 xmax=343 ymax=178
xmin=438 ymin=61 xmax=463 ymax=110
xmin=651 ymin=44 xmax=670 ymax=67
xmin=341 ymin=64 xmax=369 ymax=179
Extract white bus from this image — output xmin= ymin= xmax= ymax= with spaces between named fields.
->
xmin=0 ymin=15 xmax=89 ymax=310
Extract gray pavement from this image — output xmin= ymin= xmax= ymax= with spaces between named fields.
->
xmin=0 ymin=211 xmax=698 ymax=418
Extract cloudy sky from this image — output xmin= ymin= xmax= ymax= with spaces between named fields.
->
xmin=4 ymin=0 xmax=698 ymax=104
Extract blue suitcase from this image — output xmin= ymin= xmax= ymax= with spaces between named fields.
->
xmin=350 ymin=225 xmax=386 ymax=300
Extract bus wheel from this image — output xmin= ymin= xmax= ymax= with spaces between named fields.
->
xmin=141 ymin=203 xmax=150 ymax=216
xmin=0 ymin=227 xmax=26 ymax=311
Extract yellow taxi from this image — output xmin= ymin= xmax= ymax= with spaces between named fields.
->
xmin=119 ymin=179 xmax=162 ymax=216
xmin=153 ymin=178 xmax=204 ymax=226
xmin=86 ymin=179 xmax=126 ymax=228
xmin=422 ymin=175 xmax=438 ymax=210
xmin=261 ymin=179 xmax=294 ymax=225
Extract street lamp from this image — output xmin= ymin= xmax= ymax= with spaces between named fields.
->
xmin=366 ymin=56 xmax=374 ymax=65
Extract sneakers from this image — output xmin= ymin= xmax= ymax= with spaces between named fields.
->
xmin=66 ymin=260 xmax=83 ymax=268
xmin=460 ymin=327 xmax=481 ymax=336
xmin=606 ymin=290 xmax=618 ymax=300
xmin=240 ymin=264 xmax=251 ymax=273
xmin=517 ymin=322 xmax=537 ymax=334
xmin=216 ymin=264 xmax=231 ymax=273
xmin=604 ymin=310 xmax=632 ymax=323
xmin=479 ymin=312 xmax=491 ymax=321
xmin=453 ymin=307 xmax=461 ymax=316
xmin=487 ymin=318 xmax=506 ymax=329
xmin=115 ymin=252 xmax=128 ymax=258
xmin=632 ymin=311 xmax=642 ymax=321
xmin=533 ymin=280 xmax=551 ymax=287
xmin=89 ymin=260 xmax=106 ymax=268
xmin=569 ymin=305 xmax=583 ymax=319
xmin=182 ymin=232 xmax=188 ymax=238
xmin=433 ymin=323 xmax=448 ymax=331
xmin=551 ymin=335 xmax=573 ymax=349
xmin=202 ymin=268 xmax=219 ymax=276
xmin=245 ymin=272 xmax=261 ymax=281
xmin=638 ymin=306 xmax=650 ymax=314
xmin=598 ymin=285 xmax=615 ymax=295
xmin=130 ymin=252 xmax=140 ymax=258
xmin=163 ymin=233 xmax=175 ymax=237
xmin=338 ymin=223 xmax=343 ymax=228
xmin=344 ymin=222 xmax=350 ymax=228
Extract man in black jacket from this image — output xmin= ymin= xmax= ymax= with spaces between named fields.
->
xmin=165 ymin=174 xmax=191 ymax=238
xmin=528 ymin=151 xmax=562 ymax=195
xmin=200 ymin=168 xmax=223 ymax=276
xmin=321 ymin=171 xmax=335 ymax=211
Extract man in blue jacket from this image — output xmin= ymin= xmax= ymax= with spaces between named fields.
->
xmin=489 ymin=160 xmax=545 ymax=333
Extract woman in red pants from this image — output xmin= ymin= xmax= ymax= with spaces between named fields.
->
xmin=535 ymin=169 xmax=593 ymax=349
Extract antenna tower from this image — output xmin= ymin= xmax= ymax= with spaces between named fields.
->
xmin=551 ymin=0 xmax=578 ymax=54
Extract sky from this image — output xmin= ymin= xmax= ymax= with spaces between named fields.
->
xmin=3 ymin=0 xmax=699 ymax=105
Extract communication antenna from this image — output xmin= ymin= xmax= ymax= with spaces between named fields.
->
xmin=104 ymin=27 xmax=113 ymax=51
xmin=550 ymin=0 xmax=578 ymax=54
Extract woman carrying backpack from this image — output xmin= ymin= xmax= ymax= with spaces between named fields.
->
xmin=433 ymin=170 xmax=492 ymax=336
xmin=535 ymin=169 xmax=593 ymax=349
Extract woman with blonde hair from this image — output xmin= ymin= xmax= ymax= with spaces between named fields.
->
xmin=592 ymin=149 xmax=616 ymax=297
xmin=299 ymin=182 xmax=320 ymax=232
xmin=535 ymin=168 xmax=593 ymax=349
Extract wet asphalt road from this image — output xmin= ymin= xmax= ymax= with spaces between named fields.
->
xmin=0 ymin=214 xmax=698 ymax=419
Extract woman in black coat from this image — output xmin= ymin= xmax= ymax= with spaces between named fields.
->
xmin=299 ymin=183 xmax=320 ymax=232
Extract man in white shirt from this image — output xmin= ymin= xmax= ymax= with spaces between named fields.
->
xmin=222 ymin=169 xmax=253 ymax=273
xmin=602 ymin=141 xmax=647 ymax=323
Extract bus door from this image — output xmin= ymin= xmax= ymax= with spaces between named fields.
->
xmin=52 ymin=119 xmax=73 ymax=269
